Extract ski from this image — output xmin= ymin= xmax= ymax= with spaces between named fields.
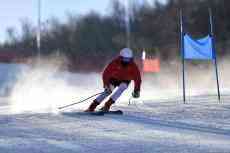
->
xmin=89 ymin=111 xmax=105 ymax=116
xmin=84 ymin=110 xmax=123 ymax=116
xmin=62 ymin=110 xmax=123 ymax=117
xmin=61 ymin=111 xmax=104 ymax=116
xmin=103 ymin=110 xmax=123 ymax=115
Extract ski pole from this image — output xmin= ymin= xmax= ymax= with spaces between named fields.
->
xmin=128 ymin=97 xmax=133 ymax=105
xmin=58 ymin=92 xmax=104 ymax=110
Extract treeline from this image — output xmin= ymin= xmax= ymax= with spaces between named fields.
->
xmin=1 ymin=0 xmax=230 ymax=71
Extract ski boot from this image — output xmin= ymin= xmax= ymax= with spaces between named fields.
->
xmin=100 ymin=98 xmax=114 ymax=112
xmin=84 ymin=100 xmax=100 ymax=112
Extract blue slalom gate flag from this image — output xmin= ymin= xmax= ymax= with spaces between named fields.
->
xmin=183 ymin=34 xmax=215 ymax=60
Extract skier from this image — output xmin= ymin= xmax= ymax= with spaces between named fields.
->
xmin=85 ymin=48 xmax=142 ymax=112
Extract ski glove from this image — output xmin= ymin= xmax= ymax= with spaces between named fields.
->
xmin=132 ymin=90 xmax=140 ymax=98
xmin=104 ymin=87 xmax=112 ymax=94
xmin=104 ymin=84 xmax=114 ymax=94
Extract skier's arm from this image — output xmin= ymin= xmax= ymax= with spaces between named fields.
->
xmin=102 ymin=61 xmax=114 ymax=88
xmin=131 ymin=65 xmax=141 ymax=98
xmin=133 ymin=64 xmax=142 ymax=92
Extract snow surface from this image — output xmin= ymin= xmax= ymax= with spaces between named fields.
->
xmin=1 ymin=97 xmax=230 ymax=153
xmin=0 ymin=62 xmax=230 ymax=153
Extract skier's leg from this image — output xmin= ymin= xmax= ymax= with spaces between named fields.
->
xmin=101 ymin=83 xmax=128 ymax=112
xmin=110 ymin=83 xmax=128 ymax=102
xmin=85 ymin=86 xmax=113 ymax=112
xmin=94 ymin=89 xmax=111 ymax=103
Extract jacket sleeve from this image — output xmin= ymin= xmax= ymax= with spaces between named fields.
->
xmin=102 ymin=61 xmax=114 ymax=88
xmin=132 ymin=64 xmax=142 ymax=91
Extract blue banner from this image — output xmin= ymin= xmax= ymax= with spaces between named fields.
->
xmin=183 ymin=34 xmax=215 ymax=60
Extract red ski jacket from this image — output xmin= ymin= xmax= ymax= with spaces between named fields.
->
xmin=103 ymin=57 xmax=142 ymax=91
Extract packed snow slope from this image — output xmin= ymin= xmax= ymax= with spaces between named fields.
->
xmin=0 ymin=62 xmax=230 ymax=153
xmin=1 ymin=96 xmax=230 ymax=153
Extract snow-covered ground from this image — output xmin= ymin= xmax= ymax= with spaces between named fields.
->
xmin=0 ymin=62 xmax=230 ymax=153
xmin=1 ymin=97 xmax=230 ymax=153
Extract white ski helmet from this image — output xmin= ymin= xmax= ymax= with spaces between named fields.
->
xmin=120 ymin=48 xmax=133 ymax=59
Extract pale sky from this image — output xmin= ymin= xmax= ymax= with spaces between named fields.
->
xmin=0 ymin=0 xmax=166 ymax=43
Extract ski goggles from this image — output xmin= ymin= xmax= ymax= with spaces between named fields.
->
xmin=121 ymin=57 xmax=132 ymax=62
